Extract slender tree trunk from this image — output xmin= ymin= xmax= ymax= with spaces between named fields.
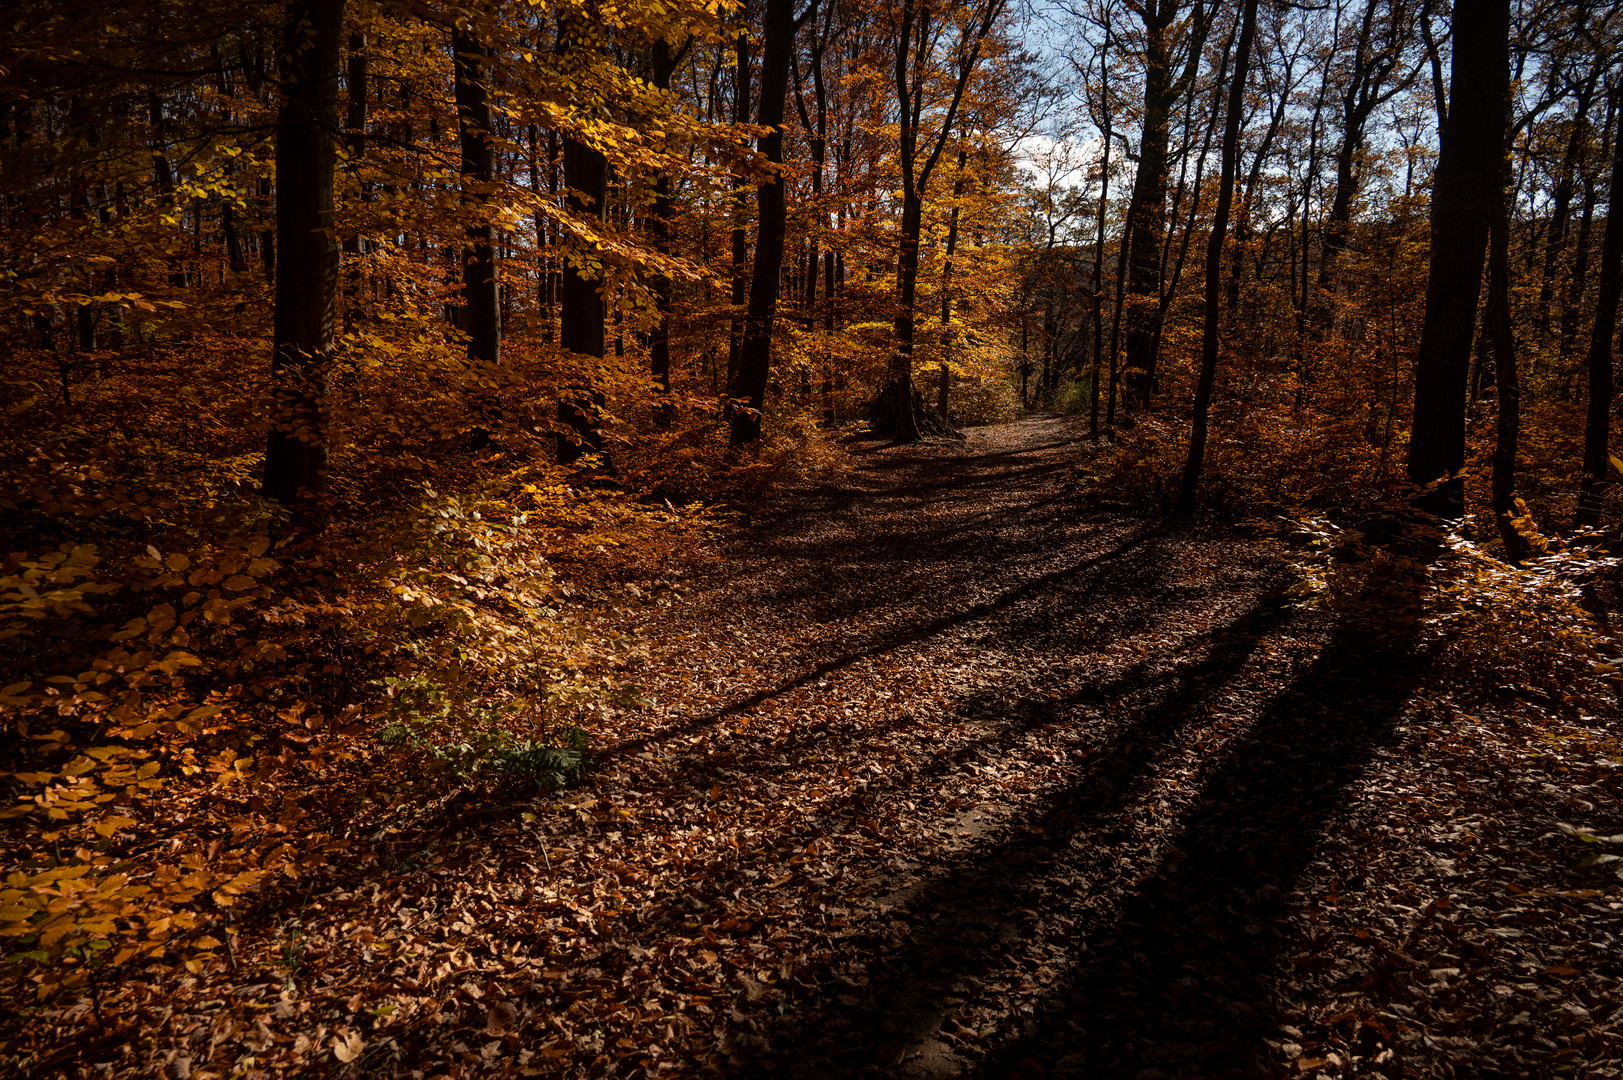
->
xmin=1407 ymin=0 xmax=1509 ymax=518
xmin=726 ymin=12 xmax=753 ymax=394
xmin=262 ymin=0 xmax=346 ymax=527
xmin=453 ymin=27 xmax=500 ymax=368
xmin=1090 ymin=114 xmax=1112 ymax=438
xmin=1576 ymin=89 xmax=1623 ymax=529
xmin=1120 ymin=16 xmax=1174 ymax=412
xmin=650 ymin=36 xmax=684 ymax=397
xmin=558 ymin=18 xmax=609 ymax=464
xmin=729 ymin=0 xmax=806 ymax=445
xmin=1536 ymin=75 xmax=1595 ymax=338
xmin=1179 ymin=0 xmax=1257 ymax=513
xmin=1488 ymin=153 xmax=1529 ymax=560
xmin=343 ymin=33 xmax=368 ymax=332
xmin=1561 ymin=99 xmax=1613 ymax=368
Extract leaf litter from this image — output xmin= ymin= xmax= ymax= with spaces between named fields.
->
xmin=7 ymin=414 xmax=1622 ymax=1079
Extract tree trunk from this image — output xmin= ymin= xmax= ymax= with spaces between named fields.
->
xmin=343 ymin=33 xmax=368 ymax=332
xmin=1561 ymin=98 xmax=1613 ymax=367
xmin=1488 ymin=155 xmax=1530 ymax=561
xmin=1535 ymin=73 xmax=1596 ymax=339
xmin=558 ymin=19 xmax=609 ymax=465
xmin=726 ymin=13 xmax=752 ymax=395
xmin=1120 ymin=15 xmax=1174 ymax=412
xmin=453 ymin=27 xmax=500 ymax=369
xmin=1407 ymin=0 xmax=1509 ymax=518
xmin=262 ymin=0 xmax=346 ymax=527
xmin=1178 ymin=0 xmax=1257 ymax=513
xmin=1575 ymin=87 xmax=1623 ymax=530
xmin=1090 ymin=114 xmax=1111 ymax=439
xmin=650 ymin=36 xmax=684 ymax=397
xmin=729 ymin=0 xmax=806 ymax=445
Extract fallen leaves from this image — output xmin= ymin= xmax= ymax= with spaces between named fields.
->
xmin=4 ymin=418 xmax=1620 ymax=1079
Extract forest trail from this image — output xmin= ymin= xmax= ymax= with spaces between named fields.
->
xmin=608 ymin=410 xmax=1347 ymax=1077
xmin=570 ymin=414 xmax=1615 ymax=1079
xmin=260 ymin=414 xmax=1616 ymax=1080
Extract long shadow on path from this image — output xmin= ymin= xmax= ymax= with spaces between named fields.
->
xmin=721 ymin=562 xmax=1425 ymax=1080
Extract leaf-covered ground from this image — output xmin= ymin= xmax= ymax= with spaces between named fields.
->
xmin=19 ymin=414 xmax=1623 ymax=1078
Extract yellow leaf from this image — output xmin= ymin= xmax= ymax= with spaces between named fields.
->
xmin=333 ymin=1030 xmax=364 ymax=1063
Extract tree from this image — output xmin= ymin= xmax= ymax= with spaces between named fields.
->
xmin=453 ymin=23 xmax=501 ymax=371
xmin=557 ymin=9 xmax=611 ymax=465
xmin=1178 ymin=0 xmax=1257 ymax=512
xmin=878 ymin=0 xmax=1007 ymax=440
xmin=1117 ymin=0 xmax=1214 ymax=413
xmin=1311 ymin=0 xmax=1418 ymax=329
xmin=1575 ymin=83 xmax=1623 ymax=529
xmin=1407 ymin=0 xmax=1509 ymax=518
xmin=728 ymin=0 xmax=819 ymax=446
xmin=262 ymin=0 xmax=347 ymax=527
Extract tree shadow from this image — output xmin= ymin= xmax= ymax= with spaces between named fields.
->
xmin=719 ymin=561 xmax=1424 ymax=1080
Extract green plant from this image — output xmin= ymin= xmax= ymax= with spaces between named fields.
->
xmin=374 ymin=675 xmax=593 ymax=792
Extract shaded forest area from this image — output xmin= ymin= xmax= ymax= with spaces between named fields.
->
xmin=3 ymin=0 xmax=1623 ymax=1076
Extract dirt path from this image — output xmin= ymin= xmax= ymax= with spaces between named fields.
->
xmin=591 ymin=414 xmax=1370 ymax=1076
xmin=575 ymin=414 xmax=1617 ymax=1079
xmin=218 ymin=414 xmax=1616 ymax=1080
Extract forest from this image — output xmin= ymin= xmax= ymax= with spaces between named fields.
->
xmin=2 ymin=0 xmax=1623 ymax=1075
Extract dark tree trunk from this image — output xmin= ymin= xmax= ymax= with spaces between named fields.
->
xmin=1489 ymin=157 xmax=1530 ymax=561
xmin=1561 ymin=98 xmax=1613 ymax=367
xmin=881 ymin=0 xmax=1001 ymax=440
xmin=262 ymin=0 xmax=347 ymax=528
xmin=1120 ymin=15 xmax=1174 ymax=412
xmin=1090 ymin=111 xmax=1111 ymax=439
xmin=1535 ymin=73 xmax=1596 ymax=338
xmin=1407 ymin=0 xmax=1509 ymax=518
xmin=558 ymin=19 xmax=609 ymax=465
xmin=453 ymin=28 xmax=500 ymax=368
xmin=343 ymin=32 xmax=368 ymax=332
xmin=1178 ymin=0 xmax=1257 ymax=513
xmin=650 ymin=36 xmax=685 ymax=397
xmin=726 ymin=13 xmax=753 ymax=394
xmin=729 ymin=0 xmax=809 ymax=445
xmin=1576 ymin=88 xmax=1623 ymax=530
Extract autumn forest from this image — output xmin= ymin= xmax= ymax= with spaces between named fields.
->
xmin=3 ymin=0 xmax=1623 ymax=1075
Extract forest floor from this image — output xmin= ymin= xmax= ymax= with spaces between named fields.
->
xmin=31 ymin=414 xmax=1623 ymax=1079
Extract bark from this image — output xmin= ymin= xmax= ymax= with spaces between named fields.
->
xmin=262 ymin=0 xmax=346 ymax=527
xmin=650 ymin=36 xmax=686 ymax=396
xmin=1314 ymin=0 xmax=1415 ymax=325
xmin=936 ymin=145 xmax=969 ymax=420
xmin=792 ymin=20 xmax=829 ymax=327
xmin=1120 ymin=0 xmax=1210 ymax=411
xmin=343 ymin=33 xmax=368 ymax=331
xmin=1179 ymin=0 xmax=1257 ymax=513
xmin=453 ymin=27 xmax=500 ymax=369
xmin=1488 ymin=156 xmax=1530 ymax=561
xmin=726 ymin=13 xmax=752 ymax=393
xmin=881 ymin=0 xmax=1003 ymax=440
xmin=1119 ymin=15 xmax=1174 ymax=411
xmin=558 ymin=17 xmax=610 ymax=465
xmin=1561 ymin=98 xmax=1613 ymax=366
xmin=1090 ymin=118 xmax=1111 ymax=438
xmin=730 ymin=0 xmax=815 ymax=446
xmin=1575 ymin=88 xmax=1623 ymax=530
xmin=1407 ymin=0 xmax=1509 ymax=518
xmin=1535 ymin=71 xmax=1597 ymax=338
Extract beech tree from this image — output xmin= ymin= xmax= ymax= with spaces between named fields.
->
xmin=262 ymin=0 xmax=347 ymax=525
xmin=1407 ymin=0 xmax=1509 ymax=518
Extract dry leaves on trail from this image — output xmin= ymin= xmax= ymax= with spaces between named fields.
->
xmin=6 ymin=416 xmax=1621 ymax=1080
